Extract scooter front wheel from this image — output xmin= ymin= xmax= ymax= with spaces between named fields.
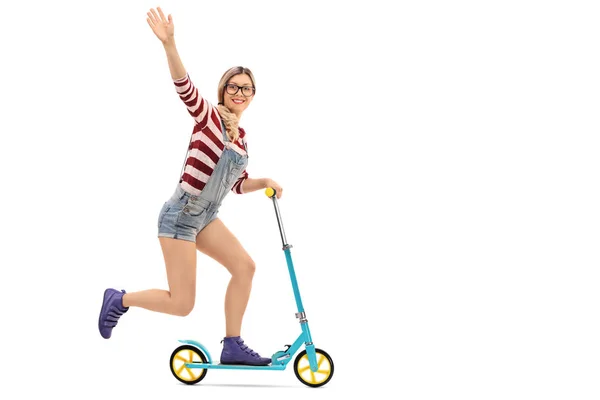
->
xmin=169 ymin=345 xmax=208 ymax=385
xmin=293 ymin=348 xmax=334 ymax=388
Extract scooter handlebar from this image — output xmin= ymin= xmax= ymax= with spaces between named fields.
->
xmin=265 ymin=187 xmax=277 ymax=198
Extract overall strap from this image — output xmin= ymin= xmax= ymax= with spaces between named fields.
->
xmin=220 ymin=119 xmax=230 ymax=144
xmin=221 ymin=119 xmax=248 ymax=154
xmin=179 ymin=133 xmax=193 ymax=184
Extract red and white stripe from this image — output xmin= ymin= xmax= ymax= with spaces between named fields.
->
xmin=174 ymin=73 xmax=249 ymax=196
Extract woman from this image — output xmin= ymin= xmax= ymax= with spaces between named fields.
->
xmin=98 ymin=6 xmax=283 ymax=367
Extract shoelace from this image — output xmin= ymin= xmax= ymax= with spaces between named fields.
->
xmin=236 ymin=339 xmax=260 ymax=357
xmin=104 ymin=305 xmax=125 ymax=327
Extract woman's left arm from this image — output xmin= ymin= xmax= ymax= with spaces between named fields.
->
xmin=233 ymin=176 xmax=283 ymax=198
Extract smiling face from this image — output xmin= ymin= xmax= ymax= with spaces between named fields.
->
xmin=223 ymin=73 xmax=255 ymax=117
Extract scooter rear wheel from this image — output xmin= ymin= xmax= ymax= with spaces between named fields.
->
xmin=170 ymin=345 xmax=208 ymax=385
xmin=293 ymin=348 xmax=334 ymax=387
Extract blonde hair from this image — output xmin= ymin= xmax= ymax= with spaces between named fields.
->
xmin=217 ymin=66 xmax=256 ymax=142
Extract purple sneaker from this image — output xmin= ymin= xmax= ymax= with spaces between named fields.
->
xmin=98 ymin=288 xmax=128 ymax=339
xmin=220 ymin=336 xmax=271 ymax=366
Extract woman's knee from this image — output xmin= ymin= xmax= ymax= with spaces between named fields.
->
xmin=233 ymin=258 xmax=256 ymax=279
xmin=171 ymin=294 xmax=195 ymax=316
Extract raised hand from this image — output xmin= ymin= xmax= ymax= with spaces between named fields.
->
xmin=146 ymin=7 xmax=174 ymax=44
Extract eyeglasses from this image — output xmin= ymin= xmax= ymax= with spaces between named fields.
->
xmin=225 ymin=83 xmax=255 ymax=97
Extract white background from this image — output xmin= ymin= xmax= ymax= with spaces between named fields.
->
xmin=1 ymin=0 xmax=599 ymax=399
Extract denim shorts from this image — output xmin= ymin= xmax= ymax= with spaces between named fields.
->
xmin=157 ymin=185 xmax=221 ymax=243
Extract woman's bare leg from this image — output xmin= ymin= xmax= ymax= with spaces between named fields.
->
xmin=121 ymin=237 xmax=197 ymax=316
xmin=195 ymin=218 xmax=256 ymax=337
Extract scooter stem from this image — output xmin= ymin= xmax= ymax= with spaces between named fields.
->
xmin=265 ymin=188 xmax=305 ymax=314
xmin=271 ymin=192 xmax=288 ymax=248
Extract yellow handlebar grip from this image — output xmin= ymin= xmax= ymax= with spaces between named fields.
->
xmin=265 ymin=187 xmax=276 ymax=198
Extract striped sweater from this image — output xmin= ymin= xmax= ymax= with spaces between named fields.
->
xmin=173 ymin=73 xmax=249 ymax=196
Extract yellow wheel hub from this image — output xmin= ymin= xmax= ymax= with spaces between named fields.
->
xmin=294 ymin=349 xmax=334 ymax=387
xmin=170 ymin=345 xmax=207 ymax=384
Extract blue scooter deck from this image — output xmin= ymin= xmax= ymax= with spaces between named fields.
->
xmin=187 ymin=362 xmax=286 ymax=370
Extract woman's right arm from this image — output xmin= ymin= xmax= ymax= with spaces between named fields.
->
xmin=147 ymin=7 xmax=214 ymax=126
xmin=163 ymin=40 xmax=187 ymax=81
xmin=164 ymin=41 xmax=213 ymax=125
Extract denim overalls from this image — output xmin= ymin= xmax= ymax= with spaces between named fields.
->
xmin=157 ymin=120 xmax=248 ymax=242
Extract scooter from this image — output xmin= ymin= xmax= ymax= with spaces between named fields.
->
xmin=168 ymin=187 xmax=334 ymax=388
